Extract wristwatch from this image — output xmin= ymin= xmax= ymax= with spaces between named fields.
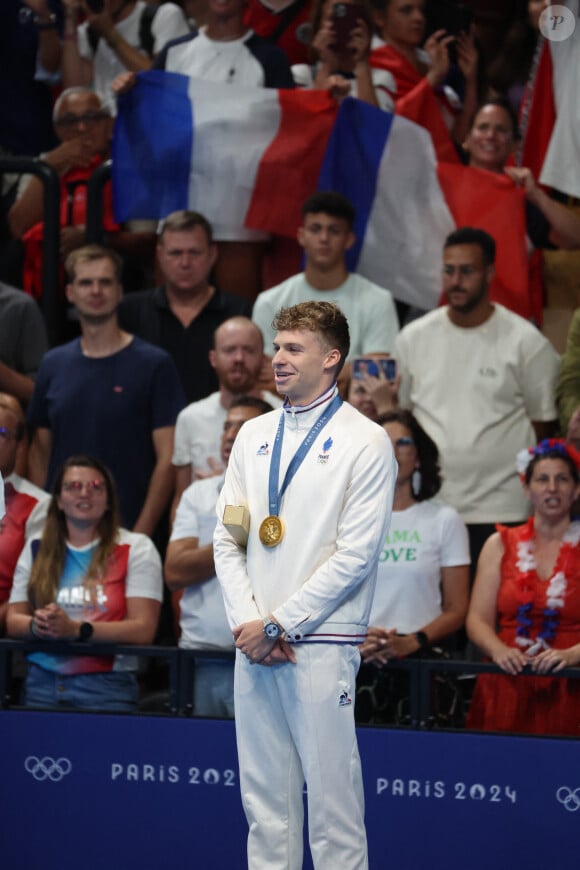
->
xmin=415 ymin=630 xmax=429 ymax=650
xmin=77 ymin=622 xmax=94 ymax=642
xmin=262 ymin=617 xmax=282 ymax=640
xmin=34 ymin=12 xmax=58 ymax=30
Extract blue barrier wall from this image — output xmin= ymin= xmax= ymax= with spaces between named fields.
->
xmin=2 ymin=711 xmax=579 ymax=870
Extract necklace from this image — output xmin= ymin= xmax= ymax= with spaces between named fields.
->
xmin=514 ymin=520 xmax=580 ymax=655
xmin=198 ymin=29 xmax=249 ymax=83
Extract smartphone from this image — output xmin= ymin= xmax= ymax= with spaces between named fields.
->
xmin=85 ymin=0 xmax=105 ymax=12
xmin=330 ymin=2 xmax=368 ymax=53
xmin=425 ymin=0 xmax=472 ymax=38
xmin=352 ymin=358 xmax=397 ymax=381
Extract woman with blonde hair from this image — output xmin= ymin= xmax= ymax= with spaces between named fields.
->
xmin=7 ymin=455 xmax=162 ymax=711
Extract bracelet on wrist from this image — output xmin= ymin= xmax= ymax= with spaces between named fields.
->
xmin=34 ymin=12 xmax=58 ymax=30
xmin=30 ymin=618 xmax=40 ymax=638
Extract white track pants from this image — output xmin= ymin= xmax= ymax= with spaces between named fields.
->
xmin=235 ymin=643 xmax=368 ymax=870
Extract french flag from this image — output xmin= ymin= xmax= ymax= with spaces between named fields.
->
xmin=113 ymin=70 xmax=532 ymax=316
xmin=518 ymin=0 xmax=580 ymax=200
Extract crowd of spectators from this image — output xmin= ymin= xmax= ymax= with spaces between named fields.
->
xmin=1 ymin=0 xmax=580 ymax=737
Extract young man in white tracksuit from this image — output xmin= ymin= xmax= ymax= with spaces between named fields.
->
xmin=214 ymin=300 xmax=396 ymax=869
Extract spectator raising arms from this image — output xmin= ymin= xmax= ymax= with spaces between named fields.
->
xmin=7 ymin=455 xmax=162 ymax=712
xmin=291 ymin=0 xmax=393 ymax=108
xmin=369 ymin=0 xmax=479 ymax=152
xmin=61 ymin=0 xmax=190 ymax=106
xmin=463 ymin=98 xmax=580 ymax=252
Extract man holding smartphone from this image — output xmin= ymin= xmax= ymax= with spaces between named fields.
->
xmin=252 ymin=191 xmax=399 ymax=386
xmin=61 ymin=0 xmax=190 ymax=107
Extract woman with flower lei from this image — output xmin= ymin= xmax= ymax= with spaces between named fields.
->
xmin=466 ymin=439 xmax=580 ymax=735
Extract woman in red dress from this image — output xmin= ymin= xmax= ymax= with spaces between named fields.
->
xmin=467 ymin=439 xmax=580 ymax=736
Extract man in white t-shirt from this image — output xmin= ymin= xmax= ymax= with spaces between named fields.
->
xmin=165 ymin=395 xmax=274 ymax=717
xmin=252 ymin=190 xmax=400 ymax=388
xmin=395 ymin=226 xmax=560 ymax=570
xmin=172 ymin=317 xmax=280 ymax=510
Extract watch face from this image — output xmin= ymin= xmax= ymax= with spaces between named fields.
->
xmin=264 ymin=622 xmax=280 ymax=639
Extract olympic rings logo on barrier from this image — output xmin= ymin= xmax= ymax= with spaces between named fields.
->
xmin=556 ymin=786 xmax=580 ymax=812
xmin=24 ymin=756 xmax=72 ymax=782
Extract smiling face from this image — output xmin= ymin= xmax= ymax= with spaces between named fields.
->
xmin=464 ymin=104 xmax=516 ymax=173
xmin=57 ymin=465 xmax=109 ymax=529
xmin=272 ymin=328 xmax=340 ymax=405
xmin=524 ymin=457 xmax=580 ymax=522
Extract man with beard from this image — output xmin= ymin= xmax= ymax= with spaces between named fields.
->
xmin=394 ymin=227 xmax=560 ymax=570
xmin=27 ymin=245 xmax=185 ymax=537
xmin=118 ymin=210 xmax=252 ymax=403
xmin=172 ymin=317 xmax=280 ymax=510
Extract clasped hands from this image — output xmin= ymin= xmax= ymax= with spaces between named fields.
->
xmin=233 ymin=619 xmax=296 ymax=667
xmin=360 ymin=626 xmax=419 ymax=664
xmin=32 ymin=602 xmax=79 ymax=640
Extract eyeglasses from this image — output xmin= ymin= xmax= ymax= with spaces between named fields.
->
xmin=55 ymin=111 xmax=110 ymax=129
xmin=442 ymin=265 xmax=481 ymax=278
xmin=394 ymin=437 xmax=415 ymax=449
xmin=0 ymin=426 xmax=17 ymax=441
xmin=62 ymin=480 xmax=107 ymax=493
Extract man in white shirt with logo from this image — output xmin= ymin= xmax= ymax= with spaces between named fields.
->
xmin=395 ymin=226 xmax=560 ymax=570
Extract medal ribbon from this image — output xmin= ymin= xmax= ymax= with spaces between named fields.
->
xmin=268 ymin=393 xmax=343 ymax=517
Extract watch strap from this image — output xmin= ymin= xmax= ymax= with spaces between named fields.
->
xmin=415 ymin=630 xmax=429 ymax=650
xmin=78 ymin=621 xmax=94 ymax=642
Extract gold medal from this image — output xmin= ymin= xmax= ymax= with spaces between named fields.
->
xmin=259 ymin=515 xmax=285 ymax=547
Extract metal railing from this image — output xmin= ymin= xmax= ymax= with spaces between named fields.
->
xmin=0 ymin=157 xmax=61 ymax=344
xmin=86 ymin=159 xmax=111 ymax=244
xmin=0 ymin=156 xmax=113 ymax=344
xmin=2 ymin=639 xmax=579 ymax=732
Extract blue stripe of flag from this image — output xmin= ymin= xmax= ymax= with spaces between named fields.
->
xmin=317 ymin=97 xmax=394 ymax=271
xmin=112 ymin=70 xmax=193 ymax=223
